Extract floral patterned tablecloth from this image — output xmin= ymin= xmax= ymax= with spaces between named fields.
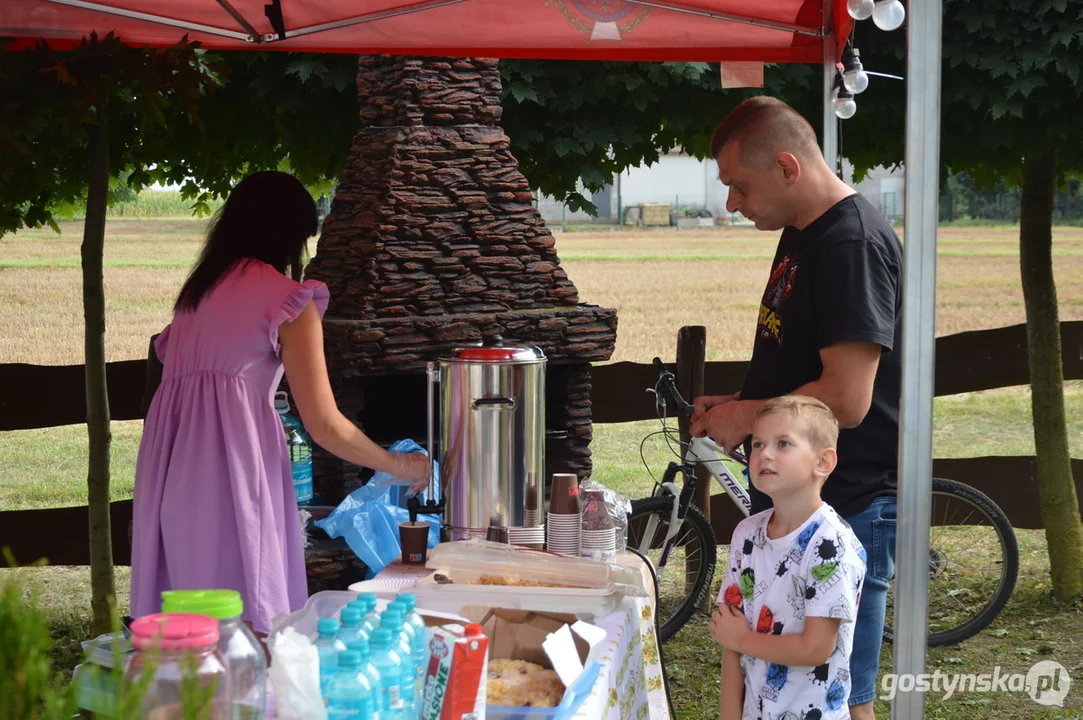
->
xmin=569 ymin=553 xmax=669 ymax=719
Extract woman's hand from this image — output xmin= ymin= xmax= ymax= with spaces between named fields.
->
xmin=393 ymin=451 xmax=431 ymax=492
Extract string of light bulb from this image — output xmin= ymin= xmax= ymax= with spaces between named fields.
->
xmin=833 ymin=0 xmax=906 ymax=119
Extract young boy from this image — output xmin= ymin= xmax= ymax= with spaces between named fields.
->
xmin=709 ymin=395 xmax=866 ymax=720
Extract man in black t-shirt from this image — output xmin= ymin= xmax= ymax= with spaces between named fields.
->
xmin=690 ymin=97 xmax=901 ymax=720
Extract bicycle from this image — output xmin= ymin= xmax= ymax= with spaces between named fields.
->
xmin=626 ymin=358 xmax=1019 ymax=647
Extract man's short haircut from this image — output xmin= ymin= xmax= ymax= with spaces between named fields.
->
xmin=709 ymin=96 xmax=822 ymax=168
xmin=754 ymin=395 xmax=840 ymax=451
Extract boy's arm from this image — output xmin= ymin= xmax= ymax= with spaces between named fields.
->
xmin=712 ymin=604 xmax=840 ymax=667
xmin=720 ymin=648 xmax=744 ymax=720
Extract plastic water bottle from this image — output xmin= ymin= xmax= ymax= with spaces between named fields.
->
xmin=339 ymin=607 xmax=369 ymax=646
xmin=346 ymin=638 xmax=383 ymax=720
xmin=315 ymin=618 xmax=347 ymax=697
xmin=274 ymin=391 xmax=313 ymax=503
xmin=380 ymin=610 xmax=416 ymax=716
xmin=386 ymin=602 xmax=423 ymax=707
xmin=396 ymin=594 xmax=429 ymax=704
xmin=369 ymin=628 xmax=406 ymax=720
xmin=358 ymin=594 xmax=381 ymax=636
xmin=326 ymin=650 xmax=376 ymax=720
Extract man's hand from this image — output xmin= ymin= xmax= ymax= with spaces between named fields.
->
xmin=709 ymin=603 xmax=751 ymax=652
xmin=690 ymin=399 xmax=758 ymax=453
xmin=691 ymin=393 xmax=740 ymax=426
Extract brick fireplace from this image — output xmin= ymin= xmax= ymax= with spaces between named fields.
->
xmin=304 ymin=55 xmax=617 ymax=504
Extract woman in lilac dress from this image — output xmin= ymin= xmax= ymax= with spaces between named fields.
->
xmin=130 ymin=172 xmax=429 ymax=633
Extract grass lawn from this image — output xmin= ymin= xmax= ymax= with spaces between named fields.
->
xmin=2 ymin=219 xmax=1082 ymax=716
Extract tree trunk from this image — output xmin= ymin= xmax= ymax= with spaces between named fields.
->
xmin=1019 ymin=151 xmax=1083 ymax=602
xmin=83 ymin=111 xmax=115 ymax=634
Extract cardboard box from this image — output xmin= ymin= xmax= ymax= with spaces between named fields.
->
xmin=460 ymin=607 xmax=606 ymax=711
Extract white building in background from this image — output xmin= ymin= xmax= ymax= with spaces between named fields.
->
xmin=536 ymin=149 xmax=729 ymax=224
xmin=536 ymin=150 xmax=904 ymax=226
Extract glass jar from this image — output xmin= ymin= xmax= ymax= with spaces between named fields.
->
xmin=161 ymin=589 xmax=267 ymax=719
xmin=127 ymin=613 xmax=232 ymax=720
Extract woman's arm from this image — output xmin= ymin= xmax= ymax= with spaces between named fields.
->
xmin=278 ymin=302 xmax=427 ymax=481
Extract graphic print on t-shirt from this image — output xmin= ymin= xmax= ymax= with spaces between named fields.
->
xmin=758 ymin=252 xmax=799 ymax=344
xmin=718 ymin=505 xmax=866 ymax=720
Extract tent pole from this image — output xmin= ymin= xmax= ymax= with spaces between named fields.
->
xmin=892 ymin=0 xmax=941 ymax=716
xmin=821 ymin=1 xmax=837 ymax=174
xmin=41 ymin=0 xmax=255 ymax=41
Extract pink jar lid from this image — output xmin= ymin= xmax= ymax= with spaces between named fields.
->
xmin=130 ymin=613 xmax=220 ymax=651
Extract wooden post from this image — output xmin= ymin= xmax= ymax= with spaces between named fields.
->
xmin=676 ymin=326 xmax=713 ymax=611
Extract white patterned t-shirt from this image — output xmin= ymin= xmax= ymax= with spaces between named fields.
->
xmin=718 ymin=503 xmax=866 ymax=720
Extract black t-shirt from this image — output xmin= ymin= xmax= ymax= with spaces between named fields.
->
xmin=740 ymin=194 xmax=902 ymax=519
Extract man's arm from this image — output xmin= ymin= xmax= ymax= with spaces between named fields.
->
xmin=720 ymin=648 xmax=744 ymax=720
xmin=689 ymin=341 xmax=881 ymax=449
xmin=734 ymin=616 xmax=841 ymax=667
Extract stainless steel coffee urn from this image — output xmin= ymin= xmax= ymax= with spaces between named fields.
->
xmin=426 ymin=340 xmax=546 ymax=540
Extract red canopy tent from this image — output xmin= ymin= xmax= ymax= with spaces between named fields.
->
xmin=0 ymin=2 xmax=942 ymax=717
xmin=2 ymin=0 xmax=850 ymax=62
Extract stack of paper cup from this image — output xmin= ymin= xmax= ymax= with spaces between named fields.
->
xmin=546 ymin=514 xmax=581 ymax=556
xmin=580 ymin=527 xmax=617 ymax=563
xmin=547 ymin=473 xmax=582 ymax=556
xmin=507 ymin=525 xmax=546 ymax=550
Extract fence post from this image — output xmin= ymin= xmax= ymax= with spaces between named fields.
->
xmin=676 ymin=325 xmax=714 ymax=611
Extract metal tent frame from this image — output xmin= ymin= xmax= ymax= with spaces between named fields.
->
xmin=1 ymin=1 xmax=942 ymax=714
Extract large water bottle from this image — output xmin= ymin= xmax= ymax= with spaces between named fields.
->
xmin=396 ymin=595 xmax=429 ymax=705
xmin=315 ymin=618 xmax=346 ymax=697
xmin=369 ymin=628 xmax=406 ymax=720
xmin=346 ymin=638 xmax=383 ymax=719
xmin=274 ymin=391 xmax=313 ymax=503
xmin=326 ymin=650 xmax=376 ymax=720
xmin=339 ymin=607 xmax=369 ymax=646
xmin=380 ymin=610 xmax=416 ymax=716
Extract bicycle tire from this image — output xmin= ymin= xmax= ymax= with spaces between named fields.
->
xmin=628 ymin=495 xmax=717 ymax=643
xmin=883 ymin=477 xmax=1019 ymax=647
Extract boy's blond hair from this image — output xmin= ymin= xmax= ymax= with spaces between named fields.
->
xmin=754 ymin=395 xmax=839 ymax=450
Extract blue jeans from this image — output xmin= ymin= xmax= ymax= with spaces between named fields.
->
xmin=845 ymin=496 xmax=897 ymax=706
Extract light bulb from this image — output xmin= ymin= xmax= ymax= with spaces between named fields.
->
xmin=873 ymin=0 xmax=906 ymax=31
xmin=847 ymin=0 xmax=874 ymax=20
xmin=842 ymin=48 xmax=869 ymax=94
xmin=833 ymin=88 xmax=857 ymax=119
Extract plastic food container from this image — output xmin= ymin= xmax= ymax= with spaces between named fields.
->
xmin=487 ymin=662 xmax=601 ymax=720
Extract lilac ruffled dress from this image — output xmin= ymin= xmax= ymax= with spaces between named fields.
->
xmin=130 ymin=260 xmax=329 ymax=632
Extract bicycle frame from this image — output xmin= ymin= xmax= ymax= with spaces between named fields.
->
xmin=637 ymin=435 xmax=753 ymax=568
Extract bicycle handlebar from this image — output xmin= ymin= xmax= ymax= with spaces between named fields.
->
xmin=651 ymin=357 xmax=695 ymax=417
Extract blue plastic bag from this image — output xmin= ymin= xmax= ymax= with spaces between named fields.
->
xmin=314 ymin=439 xmax=440 ymax=579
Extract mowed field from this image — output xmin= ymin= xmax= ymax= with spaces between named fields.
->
xmin=1 ymin=218 xmax=1082 ymax=718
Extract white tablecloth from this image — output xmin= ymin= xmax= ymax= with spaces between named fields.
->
xmin=374 ymin=553 xmax=670 ymax=720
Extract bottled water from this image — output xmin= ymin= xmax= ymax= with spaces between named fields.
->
xmin=338 ymin=606 xmax=369 ymax=646
xmin=396 ymin=594 xmax=429 ymax=704
xmin=274 ymin=391 xmax=313 ymax=503
xmin=326 ymin=650 xmax=376 ymax=720
xmin=358 ymin=594 xmax=381 ymax=636
xmin=346 ymin=638 xmax=383 ymax=719
xmin=315 ymin=618 xmax=346 ymax=698
xmin=380 ymin=609 xmax=416 ymax=716
xmin=369 ymin=628 xmax=406 ymax=720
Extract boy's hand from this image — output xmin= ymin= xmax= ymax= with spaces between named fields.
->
xmin=709 ymin=603 xmax=751 ymax=652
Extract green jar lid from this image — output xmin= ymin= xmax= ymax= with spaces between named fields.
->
xmin=160 ymin=589 xmax=243 ymax=620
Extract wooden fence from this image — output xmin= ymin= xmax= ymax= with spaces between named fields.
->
xmin=2 ymin=321 xmax=1082 ymax=565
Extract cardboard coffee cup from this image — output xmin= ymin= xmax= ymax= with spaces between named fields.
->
xmin=400 ymin=521 xmax=430 ymax=565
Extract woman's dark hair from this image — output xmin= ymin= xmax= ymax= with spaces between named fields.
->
xmin=175 ymin=171 xmax=318 ymax=312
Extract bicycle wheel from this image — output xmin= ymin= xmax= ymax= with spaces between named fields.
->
xmin=883 ymin=477 xmax=1019 ymax=647
xmin=628 ymin=495 xmax=717 ymax=643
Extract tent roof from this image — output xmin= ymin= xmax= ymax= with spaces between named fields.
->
xmin=2 ymin=0 xmax=849 ymax=63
